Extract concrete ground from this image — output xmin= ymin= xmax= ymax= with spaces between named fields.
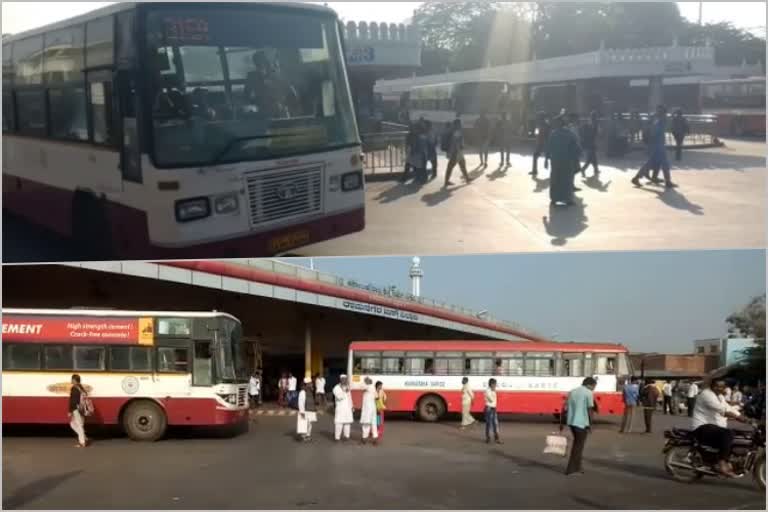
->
xmin=3 ymin=413 xmax=765 ymax=510
xmin=304 ymin=138 xmax=766 ymax=256
xmin=2 ymin=139 xmax=764 ymax=262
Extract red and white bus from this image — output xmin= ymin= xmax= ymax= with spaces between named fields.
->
xmin=2 ymin=308 xmax=249 ymax=441
xmin=2 ymin=2 xmax=364 ymax=260
xmin=347 ymin=340 xmax=631 ymax=421
xmin=700 ymin=77 xmax=766 ymax=137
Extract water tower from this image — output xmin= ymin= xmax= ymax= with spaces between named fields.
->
xmin=409 ymin=256 xmax=423 ymax=297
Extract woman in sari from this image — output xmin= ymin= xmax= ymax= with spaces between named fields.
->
xmin=375 ymin=381 xmax=387 ymax=439
xmin=546 ymin=114 xmax=582 ymax=207
xmin=461 ymin=377 xmax=476 ymax=430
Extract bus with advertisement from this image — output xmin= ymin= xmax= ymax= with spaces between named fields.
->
xmin=2 ymin=308 xmax=249 ymax=441
xmin=2 ymin=2 xmax=364 ymax=261
xmin=348 ymin=340 xmax=631 ymax=422
xmin=700 ymin=77 xmax=766 ymax=137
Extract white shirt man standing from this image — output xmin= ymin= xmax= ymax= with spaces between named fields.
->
xmin=248 ymin=373 xmax=261 ymax=408
xmin=686 ymin=381 xmax=699 ymax=418
xmin=287 ymin=373 xmax=298 ymax=404
xmin=315 ymin=374 xmax=326 ymax=408
xmin=359 ymin=377 xmax=379 ymax=445
xmin=332 ymin=375 xmax=354 ymax=442
xmin=662 ymin=381 xmax=674 ymax=415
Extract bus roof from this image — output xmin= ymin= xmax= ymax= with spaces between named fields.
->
xmin=349 ymin=340 xmax=628 ymax=353
xmin=700 ymin=77 xmax=765 ymax=85
xmin=3 ymin=308 xmax=240 ymax=322
xmin=2 ymin=2 xmax=338 ymax=44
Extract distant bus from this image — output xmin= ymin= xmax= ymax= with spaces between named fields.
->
xmin=700 ymin=77 xmax=766 ymax=137
xmin=2 ymin=2 xmax=364 ymax=260
xmin=2 ymin=308 xmax=249 ymax=441
xmin=348 ymin=340 xmax=631 ymax=422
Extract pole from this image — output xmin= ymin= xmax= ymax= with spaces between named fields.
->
xmin=698 ymin=2 xmax=703 ymax=26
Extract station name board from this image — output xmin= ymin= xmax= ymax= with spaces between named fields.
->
xmin=341 ymin=301 xmax=419 ymax=322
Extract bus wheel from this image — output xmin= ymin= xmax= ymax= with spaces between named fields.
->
xmin=122 ymin=400 xmax=167 ymax=442
xmin=417 ymin=395 xmax=446 ymax=422
xmin=71 ymin=190 xmax=114 ymax=260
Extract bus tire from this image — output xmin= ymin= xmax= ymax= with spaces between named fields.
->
xmin=122 ymin=400 xmax=167 ymax=442
xmin=71 ymin=190 xmax=114 ymax=260
xmin=417 ymin=395 xmax=446 ymax=422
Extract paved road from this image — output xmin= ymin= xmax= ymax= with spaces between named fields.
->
xmin=3 ymin=139 xmax=765 ymax=263
xmin=304 ymin=139 xmax=765 ymax=256
xmin=3 ymin=413 xmax=765 ymax=510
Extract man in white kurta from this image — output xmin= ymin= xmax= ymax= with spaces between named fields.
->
xmin=333 ymin=375 xmax=354 ymax=441
xmin=359 ymin=377 xmax=379 ymax=444
xmin=296 ymin=377 xmax=317 ymax=441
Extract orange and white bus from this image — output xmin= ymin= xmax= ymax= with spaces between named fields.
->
xmin=2 ymin=308 xmax=249 ymax=441
xmin=347 ymin=340 xmax=631 ymax=422
xmin=700 ymin=77 xmax=766 ymax=137
xmin=2 ymin=2 xmax=364 ymax=260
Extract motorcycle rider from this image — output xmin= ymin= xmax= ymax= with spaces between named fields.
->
xmin=692 ymin=379 xmax=751 ymax=477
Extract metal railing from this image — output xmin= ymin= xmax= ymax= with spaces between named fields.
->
xmin=361 ymin=130 xmax=408 ymax=176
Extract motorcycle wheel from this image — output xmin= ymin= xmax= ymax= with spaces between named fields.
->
xmin=754 ymin=453 xmax=765 ymax=491
xmin=664 ymin=447 xmax=704 ymax=483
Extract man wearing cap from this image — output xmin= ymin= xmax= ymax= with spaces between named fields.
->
xmin=333 ymin=375 xmax=354 ymax=442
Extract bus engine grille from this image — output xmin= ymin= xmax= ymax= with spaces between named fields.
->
xmin=246 ymin=167 xmax=324 ymax=226
xmin=237 ymin=386 xmax=247 ymax=408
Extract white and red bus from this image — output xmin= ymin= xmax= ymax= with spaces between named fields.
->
xmin=2 ymin=2 xmax=364 ymax=260
xmin=347 ymin=340 xmax=631 ymax=421
xmin=700 ymin=77 xmax=766 ymax=137
xmin=2 ymin=308 xmax=249 ymax=441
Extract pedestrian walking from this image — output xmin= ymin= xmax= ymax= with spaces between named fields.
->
xmin=671 ymin=109 xmax=689 ymax=162
xmin=484 ymin=378 xmax=502 ymax=444
xmin=460 ymin=377 xmax=476 ymax=430
xmin=662 ymin=381 xmax=675 ymax=415
xmin=641 ymin=379 xmax=660 ymax=433
xmin=495 ymin=113 xmax=513 ymax=167
xmin=278 ymin=372 xmax=288 ymax=407
xmin=287 ymin=372 xmax=298 ymax=405
xmin=248 ymin=371 xmax=261 ymax=408
xmin=360 ymin=377 xmax=379 ymax=445
xmin=444 ymin=119 xmax=471 ymax=187
xmin=375 ymin=381 xmax=387 ymax=439
xmin=314 ymin=373 xmax=326 ymax=409
xmin=296 ymin=378 xmax=317 ymax=442
xmin=475 ymin=112 xmax=492 ymax=167
xmin=546 ymin=114 xmax=582 ymax=207
xmin=424 ymin=120 xmax=439 ymax=180
xmin=566 ymin=113 xmax=583 ymax=191
xmin=68 ymin=374 xmax=90 ymax=448
xmin=632 ymin=105 xmax=677 ymax=189
xmin=531 ymin=112 xmax=551 ymax=176
xmin=564 ymin=377 xmax=598 ymax=475
xmin=687 ymin=380 xmax=700 ymax=418
xmin=619 ymin=378 xmax=640 ymax=433
xmin=401 ymin=122 xmax=417 ymax=183
xmin=579 ymin=111 xmax=600 ymax=177
xmin=332 ymin=375 xmax=354 ymax=442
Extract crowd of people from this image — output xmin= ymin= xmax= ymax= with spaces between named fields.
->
xmin=400 ymin=105 xmax=692 ymax=207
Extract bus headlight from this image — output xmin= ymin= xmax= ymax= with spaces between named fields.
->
xmin=175 ymin=197 xmax=211 ymax=223
xmin=341 ymin=171 xmax=363 ymax=192
xmin=214 ymin=193 xmax=239 ymax=215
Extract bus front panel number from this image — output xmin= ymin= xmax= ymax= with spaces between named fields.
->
xmin=163 ymin=17 xmax=210 ymax=44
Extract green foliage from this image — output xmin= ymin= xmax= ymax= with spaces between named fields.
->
xmin=413 ymin=2 xmax=766 ymax=73
xmin=726 ymin=295 xmax=766 ymax=381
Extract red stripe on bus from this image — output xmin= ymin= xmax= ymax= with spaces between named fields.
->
xmin=348 ymin=341 xmax=627 ymax=352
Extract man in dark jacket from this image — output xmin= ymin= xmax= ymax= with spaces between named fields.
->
xmin=641 ymin=380 xmax=661 ymax=434
xmin=671 ymin=109 xmax=690 ymax=162
xmin=580 ymin=111 xmax=600 ymax=177
xmin=531 ymin=112 xmax=551 ymax=177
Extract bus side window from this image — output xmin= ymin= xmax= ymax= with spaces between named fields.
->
xmin=74 ymin=346 xmax=106 ymax=371
xmin=193 ymin=341 xmax=213 ymax=386
xmin=110 ymin=346 xmax=152 ymax=372
xmin=157 ymin=347 xmax=189 ymax=373
xmin=44 ymin=345 xmax=74 ymax=371
xmin=3 ymin=344 xmax=41 ymax=370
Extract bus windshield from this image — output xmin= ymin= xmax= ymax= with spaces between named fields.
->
xmin=144 ymin=6 xmax=358 ymax=167
xmin=218 ymin=317 xmax=247 ymax=383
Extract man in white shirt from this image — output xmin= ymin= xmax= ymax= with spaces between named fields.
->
xmin=484 ymin=378 xmax=501 ymax=444
xmin=691 ymin=379 xmax=749 ymax=477
xmin=287 ymin=373 xmax=298 ymax=405
xmin=333 ymin=375 xmax=354 ymax=441
xmin=686 ymin=380 xmax=699 ymax=418
xmin=731 ymin=385 xmax=744 ymax=407
xmin=662 ymin=381 xmax=674 ymax=415
xmin=248 ymin=372 xmax=261 ymax=409
xmin=315 ymin=374 xmax=326 ymax=408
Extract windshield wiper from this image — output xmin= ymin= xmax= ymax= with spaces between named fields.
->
xmin=211 ymin=133 xmax=308 ymax=166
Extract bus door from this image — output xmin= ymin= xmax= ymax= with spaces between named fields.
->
xmin=154 ymin=344 xmax=194 ymax=397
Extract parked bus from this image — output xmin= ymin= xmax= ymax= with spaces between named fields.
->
xmin=700 ymin=77 xmax=766 ymax=137
xmin=406 ymin=81 xmax=525 ymax=142
xmin=2 ymin=308 xmax=249 ymax=441
xmin=2 ymin=2 xmax=364 ymax=260
xmin=347 ymin=340 xmax=630 ymax=422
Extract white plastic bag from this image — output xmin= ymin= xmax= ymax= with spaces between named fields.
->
xmin=543 ymin=433 xmax=568 ymax=457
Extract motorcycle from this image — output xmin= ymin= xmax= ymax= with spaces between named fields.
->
xmin=663 ymin=423 xmax=765 ymax=491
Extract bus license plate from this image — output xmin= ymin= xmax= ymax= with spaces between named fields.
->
xmin=269 ymin=230 xmax=311 ymax=253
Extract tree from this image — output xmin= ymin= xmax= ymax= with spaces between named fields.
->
xmin=681 ymin=22 xmax=766 ymax=70
xmin=726 ymin=294 xmax=766 ymax=381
